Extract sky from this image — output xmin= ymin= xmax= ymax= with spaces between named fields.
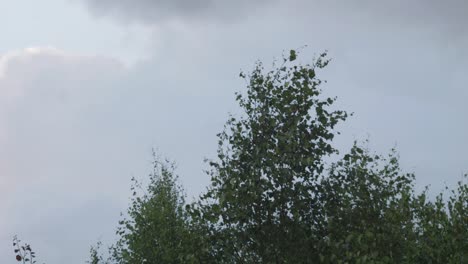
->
xmin=1 ymin=0 xmax=467 ymax=263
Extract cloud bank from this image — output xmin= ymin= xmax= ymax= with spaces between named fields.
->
xmin=0 ymin=48 xmax=130 ymax=263
xmin=82 ymin=0 xmax=272 ymax=24
xmin=80 ymin=0 xmax=468 ymax=34
xmin=0 ymin=46 xmax=238 ymax=263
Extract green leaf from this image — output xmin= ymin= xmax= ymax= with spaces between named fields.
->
xmin=289 ymin=49 xmax=297 ymax=61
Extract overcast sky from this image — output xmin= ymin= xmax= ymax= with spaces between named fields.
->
xmin=1 ymin=0 xmax=467 ymax=263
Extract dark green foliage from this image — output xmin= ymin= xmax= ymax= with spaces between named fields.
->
xmin=12 ymin=236 xmax=38 ymax=264
xmin=190 ymin=50 xmax=349 ymax=262
xmin=87 ymin=242 xmax=109 ymax=264
xmin=316 ymin=145 xmax=417 ymax=263
xmin=14 ymin=49 xmax=467 ymax=263
xmin=109 ymin=154 xmax=195 ymax=263
xmin=411 ymin=180 xmax=468 ymax=263
xmin=188 ymin=50 xmax=467 ymax=263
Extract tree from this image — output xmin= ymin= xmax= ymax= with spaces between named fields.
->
xmin=109 ymin=153 xmax=194 ymax=263
xmin=191 ymin=50 xmax=349 ymax=262
xmin=411 ymin=177 xmax=467 ymax=263
xmin=87 ymin=242 xmax=109 ymax=264
xmin=14 ymin=49 xmax=467 ymax=263
xmin=316 ymin=144 xmax=418 ymax=263
xmin=190 ymin=50 xmax=467 ymax=263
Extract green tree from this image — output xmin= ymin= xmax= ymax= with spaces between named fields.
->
xmin=411 ymin=178 xmax=468 ymax=263
xmin=87 ymin=242 xmax=109 ymax=264
xmin=15 ymin=49 xmax=466 ymax=264
xmin=316 ymin=144 xmax=418 ymax=263
xmin=190 ymin=50 xmax=467 ymax=263
xmin=191 ymin=50 xmax=348 ymax=262
xmin=110 ymin=153 xmax=194 ymax=263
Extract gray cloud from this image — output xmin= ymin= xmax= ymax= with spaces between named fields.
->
xmin=348 ymin=0 xmax=468 ymax=33
xmin=82 ymin=0 xmax=272 ymax=24
xmin=80 ymin=0 xmax=468 ymax=32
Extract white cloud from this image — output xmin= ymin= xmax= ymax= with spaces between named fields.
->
xmin=0 ymin=48 xmax=132 ymax=263
xmin=0 ymin=45 xmax=236 ymax=263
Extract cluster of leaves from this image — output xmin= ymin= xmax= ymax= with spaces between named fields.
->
xmin=316 ymin=146 xmax=467 ymax=263
xmin=105 ymin=152 xmax=199 ymax=264
xmin=88 ymin=242 xmax=108 ymax=264
xmin=190 ymin=50 xmax=348 ymax=263
xmin=13 ymin=236 xmax=39 ymax=264
xmin=186 ymin=50 xmax=467 ymax=263
xmin=15 ymin=50 xmax=467 ymax=263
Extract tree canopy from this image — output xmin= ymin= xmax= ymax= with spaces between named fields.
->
xmin=14 ymin=50 xmax=467 ymax=264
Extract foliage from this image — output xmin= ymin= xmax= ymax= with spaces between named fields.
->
xmin=189 ymin=50 xmax=467 ymax=263
xmin=108 ymin=153 xmax=195 ymax=263
xmin=190 ymin=50 xmax=348 ymax=262
xmin=411 ymin=179 xmax=468 ymax=263
xmin=87 ymin=242 xmax=109 ymax=264
xmin=316 ymin=145 xmax=416 ymax=263
xmin=13 ymin=49 xmax=468 ymax=263
xmin=12 ymin=236 xmax=39 ymax=264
